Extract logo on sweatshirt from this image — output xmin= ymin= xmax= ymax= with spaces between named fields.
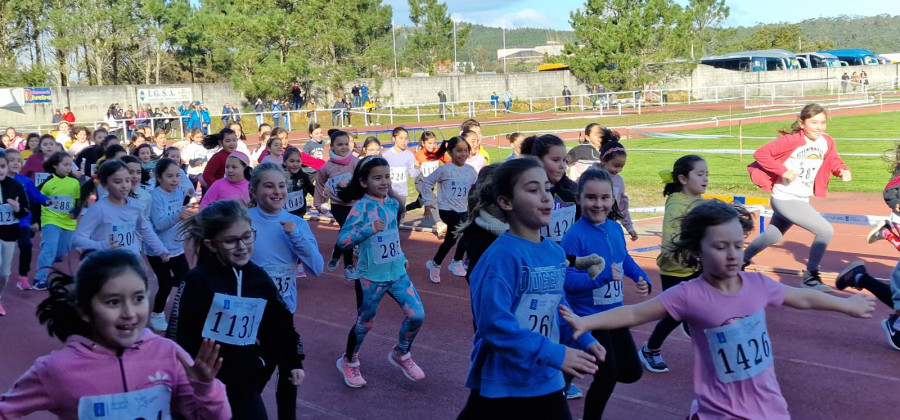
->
xmin=148 ymin=371 xmax=170 ymax=383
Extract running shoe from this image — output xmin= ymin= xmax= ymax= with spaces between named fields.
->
xmin=835 ymin=262 xmax=866 ymax=291
xmin=426 ymin=260 xmax=441 ymax=284
xmin=149 ymin=312 xmax=168 ymax=332
xmin=448 ymin=260 xmax=467 ymax=277
xmin=344 ymin=266 xmax=360 ymax=281
xmin=336 ymin=356 xmax=367 ymax=388
xmin=16 ymin=276 xmax=31 ymax=291
xmin=565 ymin=383 xmax=583 ymax=399
xmin=801 ymin=270 xmax=832 ymax=292
xmin=639 ymin=345 xmax=670 ymax=373
xmin=326 ymin=258 xmax=339 ymax=272
xmin=388 ymin=351 xmax=425 ymax=381
xmin=867 ymin=220 xmax=890 ymax=244
xmin=31 ymin=281 xmax=48 ymax=291
xmin=0 ymin=301 xmax=5 ymax=316
xmin=882 ymin=315 xmax=900 ymax=351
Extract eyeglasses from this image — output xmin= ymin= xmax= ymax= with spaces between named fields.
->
xmin=214 ymin=229 xmax=256 ymax=250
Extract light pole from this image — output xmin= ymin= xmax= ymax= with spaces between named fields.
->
xmin=453 ymin=20 xmax=457 ymax=75
xmin=392 ymin=20 xmax=399 ymax=79
xmin=502 ymin=21 xmax=507 ymax=74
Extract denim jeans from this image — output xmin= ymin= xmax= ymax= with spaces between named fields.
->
xmin=34 ymin=224 xmax=75 ymax=282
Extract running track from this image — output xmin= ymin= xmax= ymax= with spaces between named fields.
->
xmin=1 ymin=192 xmax=899 ymax=419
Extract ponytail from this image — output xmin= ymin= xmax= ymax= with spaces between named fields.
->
xmin=36 ymin=271 xmax=91 ymax=342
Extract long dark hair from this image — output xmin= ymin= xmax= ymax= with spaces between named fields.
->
xmin=670 ymin=199 xmax=753 ymax=269
xmin=338 ymin=156 xmax=389 ymax=202
xmin=663 ymin=155 xmax=705 ymax=197
xmin=180 ymin=200 xmax=252 ymax=262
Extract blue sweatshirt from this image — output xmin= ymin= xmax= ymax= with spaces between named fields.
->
xmin=73 ymin=197 xmax=167 ymax=258
xmin=248 ymin=206 xmax=324 ymax=313
xmin=149 ymin=187 xmax=188 ymax=256
xmin=13 ymin=173 xmax=49 ymax=227
xmin=560 ymin=217 xmax=650 ymax=317
xmin=336 ymin=194 xmax=406 ymax=283
xmin=466 ymin=232 xmax=597 ymax=398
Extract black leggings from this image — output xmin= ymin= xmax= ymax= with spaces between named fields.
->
xmin=262 ymin=362 xmax=296 ymax=420
xmin=858 ymin=273 xmax=894 ymax=308
xmin=583 ymin=328 xmax=643 ymax=419
xmin=647 ymin=272 xmax=700 ymax=350
xmin=17 ymin=225 xmax=33 ymax=277
xmin=432 ymin=210 xmax=466 ymax=265
xmin=458 ymin=388 xmax=570 ymax=420
xmin=225 ymin=383 xmax=269 ymax=420
xmin=147 ymin=254 xmax=190 ymax=313
xmin=330 ymin=204 xmax=353 ymax=266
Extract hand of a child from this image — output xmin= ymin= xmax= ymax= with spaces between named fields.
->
xmin=177 ymin=338 xmax=223 ymax=383
xmin=281 ymin=221 xmax=296 ymax=235
xmin=782 ymin=170 xmax=798 ymax=182
xmin=108 ymin=235 xmax=121 ymax=249
xmin=840 ymin=169 xmax=852 ymax=182
xmin=845 ymin=293 xmax=876 ymax=319
xmin=30 ymin=223 xmax=39 ymax=233
xmin=561 ymin=347 xmax=598 ymax=379
xmin=611 ymin=263 xmax=623 ymax=281
xmin=635 ymin=276 xmax=650 ymax=296
xmin=6 ymin=197 xmax=19 ymax=213
xmin=628 ymin=230 xmax=639 ymax=242
xmin=372 ymin=218 xmax=385 ymax=233
xmin=290 ymin=369 xmax=305 ymax=386
xmin=586 ymin=342 xmax=607 ymax=364
xmin=559 ymin=305 xmax=587 ymax=340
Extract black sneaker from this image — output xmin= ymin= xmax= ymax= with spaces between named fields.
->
xmin=801 ymin=270 xmax=832 ymax=292
xmin=639 ymin=345 xmax=669 ymax=373
xmin=881 ymin=315 xmax=900 ymax=351
xmin=867 ymin=220 xmax=890 ymax=244
xmin=835 ymin=262 xmax=866 ymax=291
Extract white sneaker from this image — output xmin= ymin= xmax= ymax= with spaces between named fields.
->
xmin=426 ymin=260 xmax=441 ymax=284
xmin=326 ymin=259 xmax=339 ymax=272
xmin=345 ymin=266 xmax=361 ymax=281
xmin=149 ymin=312 xmax=168 ymax=332
xmin=448 ymin=260 xmax=467 ymax=277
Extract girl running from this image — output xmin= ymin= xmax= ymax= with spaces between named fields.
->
xmin=31 ymin=151 xmax=82 ymax=290
xmin=561 ymin=199 xmax=875 ymax=420
xmin=260 ymin=134 xmax=286 ymax=165
xmin=335 ymin=156 xmax=426 ymax=387
xmin=200 ymin=151 xmax=251 ymax=209
xmin=247 ymin=162 xmax=324 ymax=418
xmin=20 ymin=134 xmax=57 ymax=182
xmin=422 ymin=136 xmax=477 ymax=283
xmin=66 ymin=126 xmax=91 ymax=155
xmin=381 ymin=127 xmax=417 ymax=207
xmin=20 ymin=133 xmax=40 ymax=160
xmin=0 ymin=249 xmax=230 ymax=418
xmin=147 ymin=158 xmax=195 ymax=332
xmin=599 ymin=140 xmax=637 ymax=241
xmin=405 ymin=131 xmax=449 ymax=215
xmin=131 ymin=143 xmax=158 ymax=173
xmin=6 ymin=148 xmax=49 ymax=292
xmin=640 ymin=155 xmax=708 ymax=373
xmin=162 ymin=146 xmax=196 ymax=198
xmin=120 ymin=155 xmax=153 ymax=218
xmin=462 ymin=130 xmax=486 ymax=173
xmin=566 ymin=124 xmax=616 ymax=188
xmin=183 ymin=128 xmax=208 ymax=190
xmin=523 ymin=135 xmax=578 ymax=244
xmin=458 ymin=158 xmax=604 ymax=420
xmin=201 ymin=128 xmax=238 ymax=189
xmin=168 ymin=199 xmax=305 ymax=419
xmin=315 ymin=130 xmax=360 ymax=280
xmin=560 ymin=168 xmax=650 ymax=418
xmin=303 ymin=122 xmax=326 ymax=179
xmin=151 ymin=129 xmax=168 ymax=155
xmin=360 ymin=137 xmax=381 ymax=157
xmin=0 ymin=151 xmax=29 ymax=315
xmin=745 ymin=103 xmax=851 ymax=291
xmin=505 ymin=132 xmax=525 ymax=161
xmin=282 ymin=147 xmax=316 ymax=217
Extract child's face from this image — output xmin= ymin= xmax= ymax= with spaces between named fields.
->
xmin=192 ymin=133 xmax=204 ymax=144
xmin=450 ymin=142 xmax=469 ymax=166
xmin=470 ymin=125 xmax=483 ymax=142
xmin=26 ymin=137 xmax=38 ymax=150
xmin=221 ymin=133 xmax=237 ymax=152
xmin=159 ymin=164 xmax=181 ymax=193
xmin=393 ymin=131 xmax=409 ymax=151
xmin=277 ymin=132 xmax=288 ymax=144
xmin=155 ymin=134 xmax=166 ymax=147
xmin=205 ymin=220 xmax=254 ymax=267
xmin=105 ymin=168 xmax=132 ymax=200
xmin=126 ymin=162 xmax=142 ymax=191
xmin=40 ymin=139 xmax=57 ymax=155
xmin=799 ymin=112 xmax=827 ymax=141
xmin=93 ymin=131 xmax=107 ymax=144
xmin=500 ymin=167 xmax=552 ymax=230
xmin=55 ymin=156 xmax=73 ymax=177
xmin=601 ymin=154 xmax=626 ymax=177
xmin=138 ymin=147 xmax=152 ymax=163
xmin=679 ymin=160 xmax=709 ymax=197
xmin=284 ymin=152 xmax=302 ymax=174
xmin=364 ymin=142 xmax=381 ymax=156
xmin=6 ymin=153 xmax=21 ymax=174
xmin=541 ymin=145 xmax=568 ymax=185
xmin=586 ymin=126 xmax=602 ymax=147
xmin=510 ymin=136 xmax=523 ymax=155
xmin=311 ymin=128 xmax=323 ymax=141
xmin=423 ymin=137 xmax=437 ymax=152
xmin=5 ymin=128 xmax=15 ymax=138
xmin=87 ymin=270 xmax=148 ymax=351
xmin=464 ymin=133 xmax=479 ymax=157
xmin=699 ymin=218 xmax=745 ymax=282
xmin=225 ymin=157 xmax=245 ymax=183
xmin=268 ymin=139 xmax=284 ymax=156
xmin=361 ymin=165 xmax=391 ymax=198
xmin=253 ymin=170 xmax=287 ymax=214
xmin=332 ymin=136 xmax=351 ymax=157
xmin=75 ymin=130 xmax=87 ymax=142
xmin=577 ymin=179 xmax=614 ymax=225
xmin=166 ymin=149 xmax=181 ymax=165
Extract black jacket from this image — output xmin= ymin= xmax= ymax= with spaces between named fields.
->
xmin=0 ymin=177 xmax=29 ymax=241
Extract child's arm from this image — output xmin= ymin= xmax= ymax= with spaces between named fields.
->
xmin=782 ymin=287 xmax=875 ymax=318
xmin=313 ymin=169 xmax=328 ymax=211
xmin=560 ymin=298 xmax=668 ymax=340
xmin=420 ymin=166 xmax=441 ymax=209
xmin=172 ymin=340 xmax=231 ymax=419
xmin=287 ymin=218 xmax=324 ymax=276
xmin=72 ymin=207 xmax=108 ymax=251
xmin=0 ymin=363 xmax=55 ymax=417
xmin=137 ymin=210 xmax=169 ymax=257
xmin=336 ymin=201 xmax=379 ymax=248
xmin=622 ymin=254 xmax=652 ymax=295
xmin=150 ymin=195 xmax=181 ymax=232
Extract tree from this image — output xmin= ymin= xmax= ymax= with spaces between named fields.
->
xmin=403 ymin=0 xmax=470 ymax=75
xmin=732 ymin=24 xmax=835 ymax=52
xmin=685 ymin=0 xmax=733 ymax=57
xmin=565 ymin=0 xmax=692 ymax=90
xmin=473 ymin=45 xmax=489 ymax=72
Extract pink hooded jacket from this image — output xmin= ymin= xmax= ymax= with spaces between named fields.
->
xmin=746 ymin=131 xmax=848 ymax=198
xmin=0 ymin=330 xmax=231 ymax=419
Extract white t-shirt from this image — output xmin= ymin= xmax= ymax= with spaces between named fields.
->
xmin=381 ymin=148 xmax=418 ymax=197
xmin=771 ymin=137 xmax=827 ymax=201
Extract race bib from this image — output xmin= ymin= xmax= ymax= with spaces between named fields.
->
xmin=514 ymin=293 xmax=561 ymax=342
xmin=372 ymin=229 xmax=402 ymax=264
xmin=262 ymin=263 xmax=297 ymax=313
xmin=284 ymin=191 xmax=305 ymax=212
xmin=704 ymin=310 xmax=773 ymax=384
xmin=49 ymin=195 xmax=74 ymax=213
xmin=0 ymin=204 xmax=16 ymax=225
xmin=541 ymin=205 xmax=576 ymax=242
xmin=107 ymin=222 xmax=139 ymax=253
xmin=592 ymin=280 xmax=623 ymax=305
xmin=34 ymin=172 xmax=51 ymax=185
xmin=326 ymin=173 xmax=353 ymax=197
xmin=420 ymin=160 xmax=440 ymax=178
xmin=77 ymin=384 xmax=171 ymax=420
xmin=792 ymin=159 xmax=823 ymax=186
xmin=202 ymin=293 xmax=267 ymax=346
xmin=389 ymin=167 xmax=407 ymax=184
xmin=447 ymin=181 xmax=468 ymax=198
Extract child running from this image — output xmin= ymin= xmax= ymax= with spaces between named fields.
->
xmin=147 ymin=158 xmax=196 ymax=332
xmin=0 ymin=151 xmax=29 ymax=314
xmin=248 ymin=162 xmax=324 ymax=418
xmin=522 ymin=135 xmax=578 ymax=244
xmin=201 ymin=128 xmax=238 ymax=188
xmin=462 ymin=130 xmax=486 ymax=173
xmin=640 ymin=155 xmax=708 ymax=373
xmin=599 ymin=140 xmax=637 ymax=241
xmin=334 ymin=156 xmax=427 ymax=387
xmin=20 ymin=134 xmax=57 ymax=182
xmin=458 ymin=157 xmax=604 ymax=420
xmin=199 ymin=151 xmax=251 ymax=209
xmin=505 ymin=132 xmax=525 ymax=161
xmin=6 ymin=148 xmax=49 ymax=291
xmin=422 ymin=136 xmax=477 ymax=283
xmin=745 ymin=103 xmax=851 ymax=291
xmin=560 ymin=168 xmax=650 ymax=418
xmin=381 ymin=127 xmax=417 ymax=208
xmin=315 ymin=130 xmax=360 ymax=280
xmin=0 ymin=249 xmax=230 ymax=419
xmin=561 ymin=199 xmax=875 ymax=419
xmin=282 ymin=147 xmax=316 ymax=217
xmin=168 ymin=200 xmax=305 ymax=418
xmin=360 ymin=137 xmax=382 ymax=157
xmin=405 ymin=131 xmax=449 ymax=216
xmin=32 ymin=151 xmax=82 ymax=290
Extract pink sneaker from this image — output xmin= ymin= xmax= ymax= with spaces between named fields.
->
xmin=388 ymin=350 xmax=425 ymax=381
xmin=0 ymin=301 xmax=6 ymax=316
xmin=16 ymin=276 xmax=31 ymax=291
xmin=336 ymin=356 xmax=367 ymax=388
xmin=426 ymin=260 xmax=441 ymax=284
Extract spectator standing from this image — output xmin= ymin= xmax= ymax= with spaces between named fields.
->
xmin=231 ymin=104 xmax=241 ymax=123
xmin=282 ymin=100 xmax=292 ymax=132
xmin=342 ymin=97 xmax=351 ymax=126
xmin=490 ymin=92 xmax=499 ymax=111
xmin=503 ymin=89 xmax=512 ymax=114
xmin=361 ymin=83 xmax=369 ymax=105
xmin=221 ymin=103 xmax=232 ymax=124
xmin=351 ymin=84 xmax=361 ymax=108
xmin=850 ymin=72 xmax=860 ymax=91
xmin=292 ymin=83 xmax=303 ymax=111
xmin=332 ymin=98 xmax=342 ymax=127
xmin=272 ymin=100 xmax=282 ymax=129
xmin=254 ymin=98 xmax=265 ymax=127
xmin=841 ymin=73 xmax=849 ymax=93
xmin=62 ymin=107 xmax=75 ymax=123
xmin=438 ymin=90 xmax=447 ymax=120
xmin=306 ymin=98 xmax=317 ymax=122
xmin=51 ymin=110 xmax=62 ymax=124
xmin=861 ymin=71 xmax=869 ymax=92
xmin=563 ymin=85 xmax=572 ymax=111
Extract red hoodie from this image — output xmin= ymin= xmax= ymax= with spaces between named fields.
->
xmin=747 ymin=131 xmax=848 ymax=198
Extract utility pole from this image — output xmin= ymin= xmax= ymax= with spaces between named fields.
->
xmin=392 ymin=20 xmax=399 ymax=79
xmin=502 ymin=21 xmax=507 ymax=74
xmin=453 ymin=20 xmax=457 ymax=75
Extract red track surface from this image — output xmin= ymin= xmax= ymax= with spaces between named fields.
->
xmin=2 ymin=192 xmax=899 ymax=419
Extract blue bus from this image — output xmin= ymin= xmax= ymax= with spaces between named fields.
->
xmin=796 ymin=52 xmax=841 ymax=68
xmin=818 ymin=49 xmax=879 ymax=66
xmin=701 ymin=49 xmax=801 ymax=72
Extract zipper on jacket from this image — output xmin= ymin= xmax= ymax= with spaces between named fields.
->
xmin=116 ymin=350 xmax=129 ymax=392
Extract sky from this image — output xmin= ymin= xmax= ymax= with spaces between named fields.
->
xmin=384 ymin=0 xmax=898 ymax=30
